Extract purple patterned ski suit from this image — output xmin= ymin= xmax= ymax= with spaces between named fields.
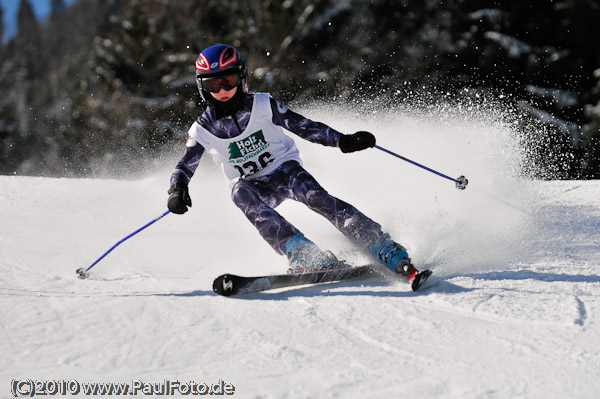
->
xmin=170 ymin=93 xmax=384 ymax=255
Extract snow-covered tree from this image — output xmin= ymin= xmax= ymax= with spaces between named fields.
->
xmin=1 ymin=0 xmax=600 ymax=178
xmin=583 ymin=69 xmax=600 ymax=178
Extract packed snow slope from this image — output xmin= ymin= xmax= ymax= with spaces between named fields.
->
xmin=1 ymin=102 xmax=599 ymax=399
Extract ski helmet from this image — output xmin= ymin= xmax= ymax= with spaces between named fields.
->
xmin=195 ymin=44 xmax=248 ymax=103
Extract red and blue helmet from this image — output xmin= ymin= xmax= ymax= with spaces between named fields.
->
xmin=195 ymin=44 xmax=248 ymax=102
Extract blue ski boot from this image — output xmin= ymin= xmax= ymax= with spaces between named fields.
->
xmin=369 ymin=234 xmax=416 ymax=279
xmin=285 ymin=234 xmax=343 ymax=274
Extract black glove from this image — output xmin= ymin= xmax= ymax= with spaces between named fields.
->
xmin=338 ymin=131 xmax=376 ymax=153
xmin=167 ymin=183 xmax=192 ymax=214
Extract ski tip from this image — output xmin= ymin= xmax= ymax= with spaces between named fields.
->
xmin=411 ymin=269 xmax=433 ymax=291
xmin=213 ymin=274 xmax=237 ymax=296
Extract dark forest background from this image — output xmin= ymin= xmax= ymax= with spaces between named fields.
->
xmin=1 ymin=0 xmax=600 ymax=179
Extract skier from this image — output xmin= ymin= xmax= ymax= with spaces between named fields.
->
xmin=168 ymin=44 xmax=417 ymax=281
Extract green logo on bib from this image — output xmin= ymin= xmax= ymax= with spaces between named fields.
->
xmin=228 ymin=130 xmax=269 ymax=163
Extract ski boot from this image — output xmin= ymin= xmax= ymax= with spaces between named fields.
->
xmin=369 ymin=233 xmax=417 ymax=281
xmin=285 ymin=234 xmax=344 ymax=274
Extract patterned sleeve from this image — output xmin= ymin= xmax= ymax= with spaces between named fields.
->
xmin=269 ymin=97 xmax=343 ymax=147
xmin=169 ymin=138 xmax=205 ymax=186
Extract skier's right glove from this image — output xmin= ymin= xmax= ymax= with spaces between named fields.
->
xmin=167 ymin=183 xmax=192 ymax=214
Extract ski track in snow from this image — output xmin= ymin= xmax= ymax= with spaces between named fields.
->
xmin=1 ymin=104 xmax=599 ymax=398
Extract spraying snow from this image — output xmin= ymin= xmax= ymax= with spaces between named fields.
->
xmin=1 ymin=100 xmax=598 ymax=398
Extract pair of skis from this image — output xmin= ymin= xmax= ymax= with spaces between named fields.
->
xmin=212 ymin=264 xmax=432 ymax=297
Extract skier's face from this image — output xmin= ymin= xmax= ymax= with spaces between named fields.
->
xmin=210 ymin=86 xmax=238 ymax=102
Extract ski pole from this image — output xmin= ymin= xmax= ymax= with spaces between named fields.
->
xmin=374 ymin=145 xmax=468 ymax=190
xmin=76 ymin=210 xmax=171 ymax=279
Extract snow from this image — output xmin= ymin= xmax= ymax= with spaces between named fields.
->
xmin=1 ymin=103 xmax=599 ymax=398
xmin=518 ymin=101 xmax=583 ymax=146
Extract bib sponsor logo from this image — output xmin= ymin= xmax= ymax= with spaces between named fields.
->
xmin=228 ymin=130 xmax=269 ymax=163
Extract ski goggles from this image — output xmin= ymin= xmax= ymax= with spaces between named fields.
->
xmin=200 ymin=74 xmax=241 ymax=93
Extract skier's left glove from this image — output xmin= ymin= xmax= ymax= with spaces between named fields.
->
xmin=339 ymin=131 xmax=376 ymax=153
xmin=167 ymin=183 xmax=192 ymax=214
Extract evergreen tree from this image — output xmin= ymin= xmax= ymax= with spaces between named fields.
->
xmin=0 ymin=6 xmax=4 ymax=45
xmin=583 ymin=72 xmax=600 ymax=178
xmin=51 ymin=0 xmax=66 ymax=20
xmin=15 ymin=0 xmax=42 ymax=73
xmin=52 ymin=0 xmax=65 ymax=14
xmin=0 ymin=0 xmax=598 ymax=178
xmin=17 ymin=0 xmax=37 ymax=35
